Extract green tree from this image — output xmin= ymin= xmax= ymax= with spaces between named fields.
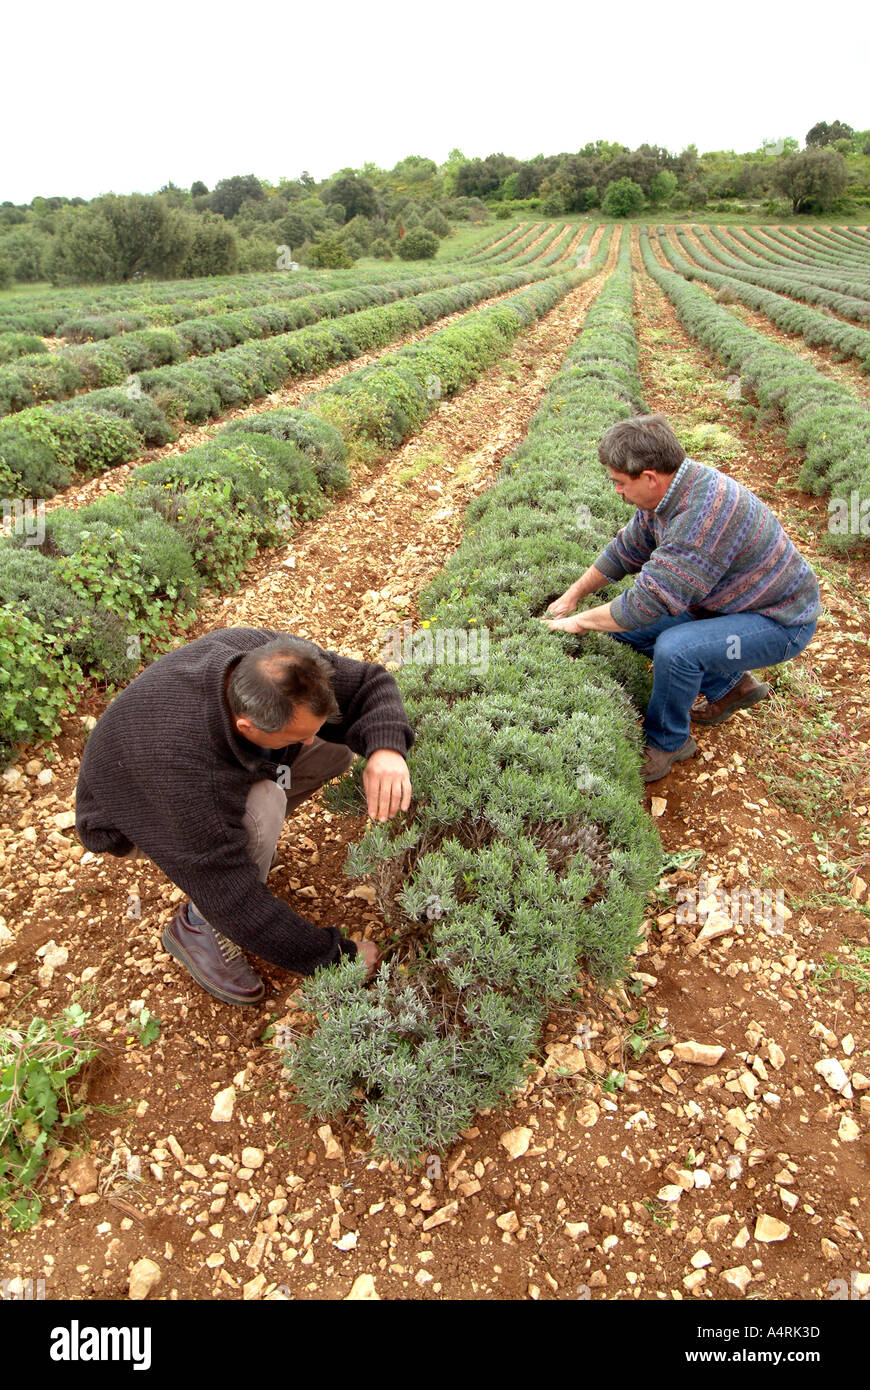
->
xmin=514 ymin=161 xmax=545 ymax=198
xmin=396 ymin=226 xmax=438 ymax=260
xmin=322 ymin=170 xmax=378 ymax=220
xmin=674 ymin=144 xmax=699 ymax=180
xmin=308 ymin=234 xmax=354 ymax=268
xmin=0 ymin=228 xmax=50 ymax=281
xmin=210 ymin=175 xmax=265 ymax=218
xmin=685 ymin=179 xmax=708 ymax=210
xmin=773 ymin=147 xmax=848 ymax=212
xmin=180 ymin=211 xmax=238 ymax=276
xmin=547 ymin=155 xmax=596 ymax=210
xmin=601 ymin=177 xmax=645 ymax=218
xmin=541 ymin=189 xmax=566 ymax=216
xmin=649 ymin=170 xmax=677 ymax=206
xmin=806 ymin=119 xmax=854 ymax=147
xmin=422 ymin=208 xmax=449 ymax=237
xmin=392 ymin=155 xmax=438 ymax=184
xmin=440 ymin=148 xmax=468 ymax=197
xmin=95 ymin=194 xmax=193 ymax=278
xmin=342 ymin=215 xmax=374 ymax=251
xmin=47 ymin=207 xmax=122 ymax=284
xmin=278 ymin=212 xmax=310 ymax=249
xmin=736 ymin=162 xmax=767 ymax=197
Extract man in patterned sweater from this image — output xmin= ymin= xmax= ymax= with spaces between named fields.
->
xmin=544 ymin=415 xmax=820 ymax=782
xmin=75 ymin=629 xmax=414 ymax=1006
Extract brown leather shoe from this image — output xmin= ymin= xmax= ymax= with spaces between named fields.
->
xmin=691 ymin=672 xmax=769 ymax=725
xmin=641 ymin=737 xmax=697 ymax=783
xmin=162 ymin=903 xmax=265 ymax=1007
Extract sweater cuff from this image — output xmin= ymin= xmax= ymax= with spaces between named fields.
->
xmin=609 ymin=592 xmax=646 ymax=631
xmin=75 ymin=824 xmax=133 ymax=857
xmin=593 ymin=548 xmax=627 ymax=582
xmin=337 ymin=935 xmax=359 ymax=962
xmin=359 ymin=721 xmax=413 ymax=759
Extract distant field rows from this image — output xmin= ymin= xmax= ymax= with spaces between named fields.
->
xmin=673 ymin=226 xmax=870 ymax=322
xmin=0 ymin=264 xmax=560 ymax=417
xmin=40 ymin=268 xmax=576 ymax=514
xmin=1 ymin=265 xmax=575 ymax=487
xmin=640 ymin=227 xmax=870 ymax=529
xmin=657 ymin=228 xmax=870 ymax=372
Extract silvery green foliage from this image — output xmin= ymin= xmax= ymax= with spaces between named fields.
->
xmin=286 ymin=233 xmax=663 ymax=1164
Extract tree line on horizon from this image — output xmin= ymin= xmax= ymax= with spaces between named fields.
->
xmin=1 ymin=120 xmax=866 ymax=288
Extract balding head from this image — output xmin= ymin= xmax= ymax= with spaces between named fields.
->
xmin=226 ymin=636 xmax=339 ymax=737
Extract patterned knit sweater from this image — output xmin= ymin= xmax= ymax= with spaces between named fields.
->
xmin=75 ymin=628 xmax=415 ymax=975
xmin=594 ymin=459 xmax=821 ymax=630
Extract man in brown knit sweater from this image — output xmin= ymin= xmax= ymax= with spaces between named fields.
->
xmin=75 ymin=628 xmax=414 ymax=1007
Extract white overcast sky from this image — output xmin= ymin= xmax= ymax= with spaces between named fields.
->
xmin=3 ymin=0 xmax=867 ymax=204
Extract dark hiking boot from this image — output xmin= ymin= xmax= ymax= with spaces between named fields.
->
xmin=691 ymin=672 xmax=770 ymax=726
xmin=641 ymin=737 xmax=697 ymax=783
xmin=162 ymin=903 xmax=265 ymax=1007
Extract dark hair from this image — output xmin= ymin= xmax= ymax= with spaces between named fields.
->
xmin=598 ymin=414 xmax=686 ymax=478
xmin=226 ymin=636 xmax=340 ymax=734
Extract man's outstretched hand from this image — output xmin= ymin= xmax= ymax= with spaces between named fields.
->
xmin=542 ymin=612 xmax=587 ymax=633
xmin=353 ymin=937 xmax=379 ymax=980
xmin=363 ymin=749 xmax=412 ymax=822
xmin=544 ymin=589 xmax=578 ymax=619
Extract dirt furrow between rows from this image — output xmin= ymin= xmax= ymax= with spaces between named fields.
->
xmin=188 ymin=228 xmax=616 ymax=651
xmin=553 ymin=224 xmax=588 ymax=265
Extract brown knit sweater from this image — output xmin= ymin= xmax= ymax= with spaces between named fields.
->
xmin=75 ymin=627 xmax=414 ymax=975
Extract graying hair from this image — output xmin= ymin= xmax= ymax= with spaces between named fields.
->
xmin=598 ymin=414 xmax=685 ymax=478
xmin=226 ymin=636 xmax=340 ymax=734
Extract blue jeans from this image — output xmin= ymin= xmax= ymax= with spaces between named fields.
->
xmin=611 ymin=611 xmax=818 ymax=751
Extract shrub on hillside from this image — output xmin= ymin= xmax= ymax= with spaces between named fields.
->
xmin=132 ymin=438 xmax=322 ymax=586
xmin=40 ymin=497 xmax=200 ymax=633
xmin=54 ymin=390 xmax=173 ymax=447
xmin=57 ymin=314 xmax=148 ymax=342
xmin=0 ymin=354 xmax=84 ymax=414
xmin=0 ymin=334 xmax=48 ymax=364
xmin=307 ymin=236 xmax=355 ymax=268
xmin=422 ymin=209 xmax=449 ymax=238
xmin=0 ymin=425 xmax=71 ymax=494
xmin=396 ymin=227 xmax=439 ymax=261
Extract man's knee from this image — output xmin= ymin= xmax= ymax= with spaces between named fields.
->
xmin=245 ymin=779 xmax=287 ymax=843
xmin=652 ymin=625 xmax=693 ymax=663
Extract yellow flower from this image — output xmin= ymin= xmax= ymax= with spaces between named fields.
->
xmin=421 ymin=620 xmax=431 ymax=628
